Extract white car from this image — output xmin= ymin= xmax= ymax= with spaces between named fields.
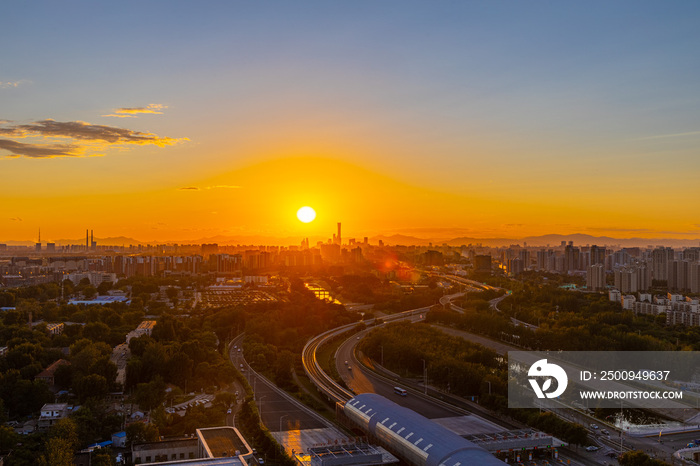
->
xmin=585 ymin=446 xmax=599 ymax=452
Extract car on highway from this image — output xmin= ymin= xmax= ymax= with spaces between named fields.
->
xmin=258 ymin=458 xmax=265 ymax=464
xmin=227 ymin=409 xmax=232 ymax=414
xmin=347 ymin=366 xmax=352 ymax=370
xmin=585 ymin=446 xmax=599 ymax=452
xmin=601 ymin=429 xmax=610 ymax=435
xmin=590 ymin=423 xmax=599 ymax=429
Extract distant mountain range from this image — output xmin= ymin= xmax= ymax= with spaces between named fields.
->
xmin=2 ymin=233 xmax=699 ymax=248
xmin=368 ymin=233 xmax=700 ymax=248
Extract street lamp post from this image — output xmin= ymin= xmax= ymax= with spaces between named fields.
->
xmin=421 ymin=359 xmax=427 ymax=395
xmin=486 ymin=381 xmax=491 ymax=396
xmin=280 ymin=414 xmax=289 ymax=433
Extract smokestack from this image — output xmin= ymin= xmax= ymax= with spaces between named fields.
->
xmin=91 ymin=230 xmax=93 ymax=244
xmin=86 ymin=229 xmax=89 ymax=250
xmin=337 ymin=222 xmax=341 ymax=246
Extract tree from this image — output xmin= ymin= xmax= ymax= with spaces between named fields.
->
xmin=0 ymin=425 xmax=19 ymax=451
xmin=82 ymin=285 xmax=98 ymax=300
xmin=133 ymin=376 xmax=166 ymax=411
xmin=126 ymin=421 xmax=160 ymax=447
xmin=214 ymin=392 xmax=237 ymax=410
xmin=618 ymin=450 xmax=666 ymax=466
xmin=49 ymin=418 xmax=79 ymax=451
xmin=38 ymin=437 xmax=74 ymax=466
xmin=96 ymin=281 xmax=113 ymax=295
xmin=83 ymin=322 xmax=111 ymax=342
xmin=74 ymin=374 xmax=109 ymax=402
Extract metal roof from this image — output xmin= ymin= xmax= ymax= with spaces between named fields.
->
xmin=345 ymin=394 xmax=506 ymax=466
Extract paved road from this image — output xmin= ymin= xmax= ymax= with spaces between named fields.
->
xmin=229 ymin=341 xmax=330 ymax=432
xmin=336 ymin=327 xmax=459 ymax=420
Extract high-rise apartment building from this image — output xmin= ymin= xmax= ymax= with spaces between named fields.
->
xmin=587 ymin=264 xmax=606 ymax=291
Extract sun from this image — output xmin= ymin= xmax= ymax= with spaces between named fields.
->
xmin=297 ymin=206 xmax=316 ymax=223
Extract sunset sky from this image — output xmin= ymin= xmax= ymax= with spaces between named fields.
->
xmin=2 ymin=1 xmax=700 ymax=243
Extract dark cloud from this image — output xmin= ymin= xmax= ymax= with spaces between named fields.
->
xmin=0 ymin=118 xmax=187 ymax=159
xmin=12 ymin=119 xmax=180 ymax=146
xmin=0 ymin=139 xmax=83 ymax=158
xmin=179 ymin=187 xmax=200 ymax=191
xmin=10 ymin=217 xmax=22 ymax=221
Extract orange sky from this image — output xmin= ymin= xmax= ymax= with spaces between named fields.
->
xmin=1 ymin=156 xmax=698 ymax=243
xmin=2 ymin=3 xmax=700 ymax=243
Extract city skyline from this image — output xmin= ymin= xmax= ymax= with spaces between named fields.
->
xmin=2 ymin=2 xmax=700 ymax=242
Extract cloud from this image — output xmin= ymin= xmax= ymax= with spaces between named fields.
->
xmin=0 ymin=139 xmax=85 ymax=158
xmin=103 ymin=104 xmax=167 ymax=118
xmin=637 ymin=130 xmax=700 ymax=141
xmin=207 ymin=185 xmax=241 ymax=190
xmin=10 ymin=217 xmax=22 ymax=222
xmin=179 ymin=185 xmax=241 ymax=191
xmin=0 ymin=80 xmax=26 ymax=89
xmin=0 ymin=119 xmax=188 ymax=159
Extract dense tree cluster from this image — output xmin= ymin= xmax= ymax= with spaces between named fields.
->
xmin=126 ymin=315 xmax=237 ymax=393
xmin=428 ymin=289 xmax=685 ymax=352
xmin=618 ymin=450 xmax=668 ymax=465
xmin=243 ymin=279 xmax=359 ymax=385
xmin=360 ymin=322 xmax=504 ymax=397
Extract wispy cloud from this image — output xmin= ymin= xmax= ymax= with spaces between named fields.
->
xmin=0 ymin=119 xmax=188 ymax=159
xmin=0 ymin=80 xmax=27 ymax=89
xmin=179 ymin=185 xmax=241 ymax=191
xmin=637 ymin=130 xmax=700 ymax=141
xmin=208 ymin=185 xmax=241 ymax=190
xmin=103 ymin=104 xmax=167 ymax=118
xmin=9 ymin=217 xmax=22 ymax=222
